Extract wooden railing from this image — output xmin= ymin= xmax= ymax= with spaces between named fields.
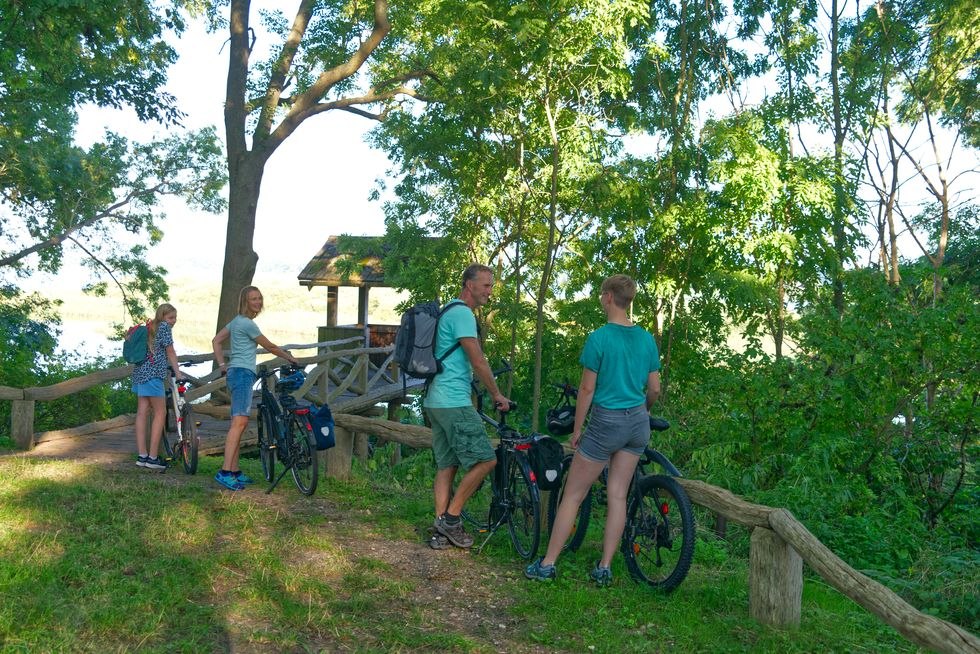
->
xmin=0 ymin=337 xmax=413 ymax=448
xmin=319 ymin=418 xmax=980 ymax=654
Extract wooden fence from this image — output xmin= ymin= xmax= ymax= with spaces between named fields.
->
xmin=0 ymin=337 xmax=411 ymax=449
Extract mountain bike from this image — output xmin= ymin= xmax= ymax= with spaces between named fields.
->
xmin=545 ymin=383 xmax=695 ymax=591
xmin=255 ymin=365 xmax=318 ymax=496
xmin=161 ymin=365 xmax=199 ymax=474
xmin=461 ymin=362 xmax=542 ymax=560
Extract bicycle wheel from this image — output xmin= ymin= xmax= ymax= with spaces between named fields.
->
xmin=546 ymin=454 xmax=593 ymax=552
xmin=622 ymin=474 xmax=695 ymax=591
xmin=287 ymin=414 xmax=318 ymax=496
xmin=460 ymin=476 xmax=493 ymax=533
xmin=506 ymin=453 xmax=541 ymax=560
xmin=257 ymin=406 xmax=275 ymax=483
xmin=179 ymin=405 xmax=199 ymax=475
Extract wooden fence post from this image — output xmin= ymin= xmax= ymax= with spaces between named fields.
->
xmin=11 ymin=399 xmax=36 ymax=450
xmin=750 ymin=526 xmax=803 ymax=628
xmin=326 ymin=425 xmax=354 ymax=480
xmin=354 ymin=433 xmax=370 ymax=460
xmin=386 ymin=399 xmax=402 ymax=466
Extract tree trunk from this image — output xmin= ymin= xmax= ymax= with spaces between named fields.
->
xmin=216 ymin=154 xmax=266 ymax=332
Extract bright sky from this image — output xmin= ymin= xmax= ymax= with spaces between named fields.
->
xmin=75 ymin=19 xmax=392 ymax=282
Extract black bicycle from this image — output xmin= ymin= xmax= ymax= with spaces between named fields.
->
xmin=461 ymin=362 xmax=542 ymax=560
xmin=255 ymin=365 xmax=318 ymax=496
xmin=546 ymin=383 xmax=695 ymax=591
xmin=161 ymin=365 xmax=199 ymax=474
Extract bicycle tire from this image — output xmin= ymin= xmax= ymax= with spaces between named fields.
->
xmin=287 ymin=414 xmax=318 ymax=496
xmin=257 ymin=406 xmax=275 ymax=483
xmin=179 ymin=405 xmax=199 ymax=475
xmin=622 ymin=474 xmax=695 ymax=591
xmin=546 ymin=454 xmax=593 ymax=552
xmin=506 ymin=452 xmax=541 ymax=560
xmin=460 ymin=476 xmax=493 ymax=533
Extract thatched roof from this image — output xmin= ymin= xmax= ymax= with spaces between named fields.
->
xmin=297 ymin=236 xmax=388 ymax=288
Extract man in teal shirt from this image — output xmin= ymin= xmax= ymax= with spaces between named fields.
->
xmin=424 ymin=263 xmax=511 ymax=548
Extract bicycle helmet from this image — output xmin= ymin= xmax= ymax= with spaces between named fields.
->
xmin=546 ymin=404 xmax=575 ymax=437
xmin=277 ymin=370 xmax=306 ymax=391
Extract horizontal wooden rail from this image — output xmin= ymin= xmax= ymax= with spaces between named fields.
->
xmin=4 ymin=339 xmax=400 ymax=450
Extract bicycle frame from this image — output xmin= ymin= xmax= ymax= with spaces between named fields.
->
xmin=162 ymin=365 xmax=199 ymax=474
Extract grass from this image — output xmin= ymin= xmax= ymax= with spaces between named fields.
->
xmin=0 ymin=444 xmax=930 ymax=653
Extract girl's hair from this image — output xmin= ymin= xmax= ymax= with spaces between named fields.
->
xmin=149 ymin=303 xmax=177 ymax=343
xmin=238 ymin=286 xmax=263 ymax=318
xmin=600 ymin=274 xmax=637 ymax=310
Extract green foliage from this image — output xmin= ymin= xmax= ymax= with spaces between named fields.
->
xmin=0 ymin=2 xmax=226 ymax=322
xmin=0 ymin=287 xmax=133 ymax=438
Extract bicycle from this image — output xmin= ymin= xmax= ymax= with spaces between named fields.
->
xmin=545 ymin=382 xmax=695 ymax=591
xmin=255 ymin=364 xmax=318 ymax=496
xmin=161 ymin=365 xmax=199 ymax=474
xmin=461 ymin=362 xmax=542 ymax=560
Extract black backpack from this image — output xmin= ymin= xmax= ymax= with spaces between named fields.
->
xmin=393 ymin=301 xmax=467 ymax=380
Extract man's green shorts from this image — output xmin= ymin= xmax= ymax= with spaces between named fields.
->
xmin=426 ymin=405 xmax=494 ymax=470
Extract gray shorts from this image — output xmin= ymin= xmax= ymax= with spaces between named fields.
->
xmin=578 ymin=405 xmax=649 ymax=463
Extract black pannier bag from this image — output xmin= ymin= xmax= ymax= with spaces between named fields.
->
xmin=528 ymin=435 xmax=565 ymax=491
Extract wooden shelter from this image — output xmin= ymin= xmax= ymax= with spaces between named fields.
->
xmin=298 ymin=235 xmax=389 ymax=330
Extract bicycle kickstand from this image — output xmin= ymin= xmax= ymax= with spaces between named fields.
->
xmin=266 ymin=463 xmax=294 ymax=495
xmin=472 ymin=513 xmax=507 ymax=555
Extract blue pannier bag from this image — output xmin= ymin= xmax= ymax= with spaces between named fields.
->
xmin=310 ymin=403 xmax=335 ymax=450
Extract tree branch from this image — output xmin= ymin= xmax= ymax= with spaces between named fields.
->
xmin=0 ymin=186 xmax=162 ymax=268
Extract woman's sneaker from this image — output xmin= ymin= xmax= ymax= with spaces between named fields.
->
xmin=234 ymin=471 xmax=255 ymax=485
xmin=143 ymin=456 xmax=167 ymax=471
xmin=524 ymin=558 xmax=556 ymax=581
xmin=136 ymin=455 xmax=149 ymax=467
xmin=590 ymin=562 xmax=612 ymax=587
xmin=214 ymin=470 xmax=245 ymax=491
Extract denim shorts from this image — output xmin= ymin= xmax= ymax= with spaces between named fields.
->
xmin=132 ymin=378 xmax=164 ymax=397
xmin=578 ymin=405 xmax=649 ymax=463
xmin=227 ymin=367 xmax=257 ymax=417
xmin=425 ymin=405 xmax=494 ymax=471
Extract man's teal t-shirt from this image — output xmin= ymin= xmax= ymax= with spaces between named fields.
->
xmin=579 ymin=323 xmax=660 ymax=409
xmin=423 ymin=301 xmax=477 ymax=409
xmin=227 ymin=315 xmax=262 ymax=372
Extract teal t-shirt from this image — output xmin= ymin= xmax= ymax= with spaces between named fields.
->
xmin=579 ymin=323 xmax=660 ymax=409
xmin=423 ymin=301 xmax=477 ymax=409
xmin=227 ymin=315 xmax=262 ymax=372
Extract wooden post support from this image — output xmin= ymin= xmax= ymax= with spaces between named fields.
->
xmin=750 ymin=526 xmax=803 ymax=628
xmin=386 ymin=400 xmax=402 ymax=466
xmin=326 ymin=425 xmax=354 ymax=480
xmin=354 ymin=433 xmax=369 ymax=461
xmin=11 ymin=399 xmax=36 ymax=449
